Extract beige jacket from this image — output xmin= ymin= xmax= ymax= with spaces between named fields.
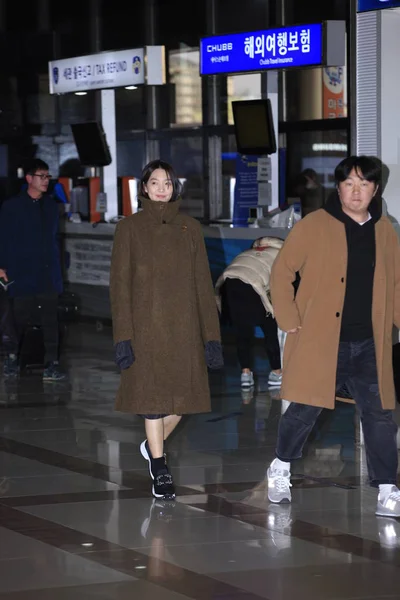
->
xmin=215 ymin=237 xmax=284 ymax=316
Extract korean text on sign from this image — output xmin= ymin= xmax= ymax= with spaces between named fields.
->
xmin=244 ymin=27 xmax=311 ymax=58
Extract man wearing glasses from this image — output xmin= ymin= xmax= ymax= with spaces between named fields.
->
xmin=0 ymin=159 xmax=65 ymax=380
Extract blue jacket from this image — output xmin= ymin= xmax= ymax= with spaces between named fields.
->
xmin=0 ymin=191 xmax=63 ymax=297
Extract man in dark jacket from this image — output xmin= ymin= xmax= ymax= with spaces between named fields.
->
xmin=0 ymin=159 xmax=65 ymax=380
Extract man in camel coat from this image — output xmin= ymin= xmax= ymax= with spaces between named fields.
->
xmin=267 ymin=155 xmax=400 ymax=518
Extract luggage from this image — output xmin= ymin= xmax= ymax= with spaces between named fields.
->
xmin=8 ymin=292 xmax=78 ymax=372
xmin=19 ymin=326 xmax=45 ymax=371
xmin=58 ymin=291 xmax=80 ymax=322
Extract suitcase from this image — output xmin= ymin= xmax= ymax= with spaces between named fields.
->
xmin=15 ymin=293 xmax=76 ymax=372
xmin=58 ymin=291 xmax=80 ymax=323
xmin=19 ymin=326 xmax=45 ymax=371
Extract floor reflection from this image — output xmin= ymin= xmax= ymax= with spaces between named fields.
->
xmin=0 ymin=323 xmax=397 ymax=599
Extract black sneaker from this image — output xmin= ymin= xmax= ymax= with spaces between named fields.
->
xmin=43 ymin=361 xmax=66 ymax=381
xmin=140 ymin=440 xmax=156 ymax=479
xmin=153 ymin=466 xmax=175 ymax=500
xmin=3 ymin=355 xmax=18 ymax=378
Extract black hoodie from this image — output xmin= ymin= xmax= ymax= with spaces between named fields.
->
xmin=324 ymin=192 xmax=381 ymax=342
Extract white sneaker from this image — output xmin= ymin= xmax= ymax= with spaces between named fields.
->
xmin=376 ymin=486 xmax=400 ymax=517
xmin=241 ymin=371 xmax=254 ymax=388
xmin=267 ymin=462 xmax=292 ymax=504
xmin=268 ymin=371 xmax=283 ymax=387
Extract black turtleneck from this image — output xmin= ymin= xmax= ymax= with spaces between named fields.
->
xmin=324 ymin=193 xmax=381 ymax=342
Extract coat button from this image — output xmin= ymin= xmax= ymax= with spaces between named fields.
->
xmin=162 ymin=220 xmax=166 ymax=224
xmin=336 ymin=312 xmax=340 ymax=317
xmin=341 ymin=278 xmax=344 ymax=283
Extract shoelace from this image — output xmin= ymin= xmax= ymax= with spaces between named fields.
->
xmin=272 ymin=469 xmax=292 ymax=493
xmin=386 ymin=489 xmax=400 ymax=502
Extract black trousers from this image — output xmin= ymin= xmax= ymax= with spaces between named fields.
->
xmin=276 ymin=338 xmax=398 ymax=487
xmin=13 ymin=293 xmax=59 ymax=363
xmin=0 ymin=287 xmax=18 ymax=354
xmin=224 ymin=278 xmax=281 ymax=371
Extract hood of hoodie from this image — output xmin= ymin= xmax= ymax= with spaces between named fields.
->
xmin=324 ymin=191 xmax=382 ymax=227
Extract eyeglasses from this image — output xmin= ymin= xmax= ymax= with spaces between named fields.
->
xmin=32 ymin=173 xmax=51 ymax=181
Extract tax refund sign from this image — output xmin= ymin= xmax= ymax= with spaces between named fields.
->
xmin=200 ymin=21 xmax=345 ymax=76
xmin=49 ymin=48 xmax=149 ymax=94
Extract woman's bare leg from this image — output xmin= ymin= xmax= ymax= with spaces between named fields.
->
xmin=144 ymin=418 xmax=164 ymax=459
xmin=163 ymin=415 xmax=182 ymax=440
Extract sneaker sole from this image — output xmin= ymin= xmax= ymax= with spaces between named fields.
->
xmin=152 ymin=485 xmax=175 ymax=500
xmin=140 ymin=441 xmax=154 ymax=481
xmin=268 ymin=494 xmax=291 ymax=504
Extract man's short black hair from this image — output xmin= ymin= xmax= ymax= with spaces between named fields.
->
xmin=334 ymin=155 xmax=381 ymax=188
xmin=25 ymin=158 xmax=49 ymax=176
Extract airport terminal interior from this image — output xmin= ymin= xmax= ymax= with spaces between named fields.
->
xmin=0 ymin=324 xmax=399 ymax=600
xmin=1 ymin=0 xmax=400 ymax=598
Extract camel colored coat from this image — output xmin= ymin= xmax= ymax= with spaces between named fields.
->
xmin=109 ymin=198 xmax=221 ymax=415
xmin=270 ymin=209 xmax=400 ymax=410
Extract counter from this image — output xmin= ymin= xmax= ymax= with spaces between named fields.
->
xmin=60 ymin=221 xmax=290 ymax=320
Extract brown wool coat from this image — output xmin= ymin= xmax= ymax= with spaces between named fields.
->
xmin=109 ymin=197 xmax=221 ymax=415
xmin=270 ymin=209 xmax=400 ymax=410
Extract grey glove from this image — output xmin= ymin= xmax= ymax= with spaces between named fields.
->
xmin=205 ymin=340 xmax=224 ymax=369
xmin=115 ymin=340 xmax=135 ymax=370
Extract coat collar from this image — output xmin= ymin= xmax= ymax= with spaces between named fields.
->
xmin=140 ymin=196 xmax=181 ymax=224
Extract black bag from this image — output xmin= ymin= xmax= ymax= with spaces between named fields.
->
xmin=19 ymin=326 xmax=45 ymax=371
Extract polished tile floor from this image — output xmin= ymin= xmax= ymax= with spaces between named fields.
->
xmin=0 ymin=323 xmax=399 ymax=599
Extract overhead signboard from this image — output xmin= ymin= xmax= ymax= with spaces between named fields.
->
xmin=49 ymin=46 xmax=166 ymax=94
xmin=49 ymin=48 xmax=145 ymax=94
xmin=200 ymin=21 xmax=345 ymax=76
xmin=358 ymin=0 xmax=400 ymax=11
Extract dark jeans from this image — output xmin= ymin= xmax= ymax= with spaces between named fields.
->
xmin=276 ymin=338 xmax=398 ymax=487
xmin=13 ymin=293 xmax=59 ymax=363
xmin=224 ymin=278 xmax=281 ymax=371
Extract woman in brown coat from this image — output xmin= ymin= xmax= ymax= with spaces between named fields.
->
xmin=109 ymin=160 xmax=223 ymax=500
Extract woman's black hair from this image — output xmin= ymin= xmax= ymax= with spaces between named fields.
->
xmin=139 ymin=160 xmax=182 ymax=202
xmin=334 ymin=155 xmax=381 ymax=188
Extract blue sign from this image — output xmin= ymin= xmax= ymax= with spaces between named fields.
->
xmin=233 ymin=155 xmax=259 ymax=227
xmin=200 ymin=24 xmax=323 ymax=76
xmin=358 ymin=0 xmax=400 ymax=11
